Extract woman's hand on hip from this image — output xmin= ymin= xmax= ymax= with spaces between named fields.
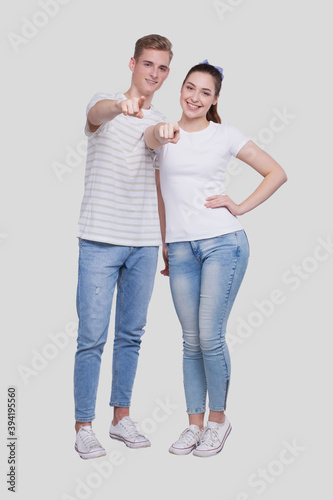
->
xmin=204 ymin=195 xmax=244 ymax=216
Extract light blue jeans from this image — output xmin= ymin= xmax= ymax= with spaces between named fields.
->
xmin=167 ymin=231 xmax=249 ymax=414
xmin=74 ymin=239 xmax=158 ymax=422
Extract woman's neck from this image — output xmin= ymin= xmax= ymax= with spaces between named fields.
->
xmin=178 ymin=115 xmax=210 ymax=132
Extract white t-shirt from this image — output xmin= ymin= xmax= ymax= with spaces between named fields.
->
xmin=78 ymin=92 xmax=166 ymax=246
xmin=155 ymin=121 xmax=250 ymax=243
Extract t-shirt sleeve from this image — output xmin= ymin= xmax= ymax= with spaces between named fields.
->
xmin=151 ymin=145 xmax=164 ymax=170
xmin=143 ymin=137 xmax=162 ymax=170
xmin=158 ymin=113 xmax=167 ymax=123
xmin=151 ymin=114 xmax=167 ymax=167
xmin=145 ymin=108 xmax=167 ymax=170
xmin=84 ymin=92 xmax=122 ymax=137
xmin=227 ymin=124 xmax=250 ymax=157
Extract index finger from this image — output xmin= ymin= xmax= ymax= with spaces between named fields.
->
xmin=159 ymin=124 xmax=166 ymax=138
xmin=138 ymin=95 xmax=146 ymax=108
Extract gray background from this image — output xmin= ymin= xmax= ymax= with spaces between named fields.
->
xmin=1 ymin=0 xmax=332 ymax=498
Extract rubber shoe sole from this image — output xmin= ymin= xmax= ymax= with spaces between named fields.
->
xmin=192 ymin=424 xmax=232 ymax=457
xmin=74 ymin=443 xmax=106 ymax=460
xmin=109 ymin=432 xmax=151 ymax=449
xmin=169 ymin=444 xmax=196 ymax=455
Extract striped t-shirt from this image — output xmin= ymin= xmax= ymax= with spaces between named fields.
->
xmin=78 ymin=92 xmax=166 ymax=246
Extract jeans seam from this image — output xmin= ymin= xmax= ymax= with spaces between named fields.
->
xmin=202 ymin=383 xmax=207 ymax=411
xmin=190 ymin=241 xmax=202 ymax=264
xmin=216 ymin=243 xmax=238 ymax=384
xmin=187 ymin=407 xmax=206 ymax=414
xmin=218 ymin=232 xmax=241 ymax=409
xmin=113 ymin=267 xmax=125 ymax=402
xmin=77 ymin=248 xmax=82 ymax=320
xmin=224 ymin=378 xmax=230 ymax=410
xmin=109 ymin=401 xmax=130 ymax=407
xmin=75 ymin=414 xmax=96 ymax=422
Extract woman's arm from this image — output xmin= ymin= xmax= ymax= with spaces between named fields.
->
xmin=144 ymin=123 xmax=180 ymax=150
xmin=155 ymin=170 xmax=169 ymax=276
xmin=205 ymin=140 xmax=287 ymax=215
xmin=146 ymin=123 xmax=180 ymax=276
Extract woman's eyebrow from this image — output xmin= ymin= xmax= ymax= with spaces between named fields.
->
xmin=187 ymin=81 xmax=212 ymax=92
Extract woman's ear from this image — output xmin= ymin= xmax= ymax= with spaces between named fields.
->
xmin=213 ymin=93 xmax=220 ymax=106
xmin=215 ymin=93 xmax=220 ymax=104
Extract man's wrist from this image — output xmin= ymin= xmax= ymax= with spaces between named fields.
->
xmin=115 ymin=99 xmax=124 ymax=115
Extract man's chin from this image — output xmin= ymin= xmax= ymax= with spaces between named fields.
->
xmin=144 ymin=83 xmax=161 ymax=94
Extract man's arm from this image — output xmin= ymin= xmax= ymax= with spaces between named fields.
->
xmin=87 ymin=96 xmax=146 ymax=133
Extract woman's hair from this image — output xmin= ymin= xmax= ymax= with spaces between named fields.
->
xmin=182 ymin=63 xmax=222 ymax=123
xmin=134 ymin=34 xmax=173 ymax=63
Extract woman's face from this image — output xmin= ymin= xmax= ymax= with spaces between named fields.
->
xmin=180 ymin=71 xmax=218 ymax=120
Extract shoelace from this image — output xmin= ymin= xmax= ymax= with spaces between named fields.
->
xmin=119 ymin=417 xmax=144 ymax=438
xmin=80 ymin=427 xmax=102 ymax=450
xmin=176 ymin=428 xmax=201 ymax=446
xmin=199 ymin=426 xmax=220 ymax=447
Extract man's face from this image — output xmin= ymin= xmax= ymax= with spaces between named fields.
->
xmin=129 ymin=48 xmax=170 ymax=96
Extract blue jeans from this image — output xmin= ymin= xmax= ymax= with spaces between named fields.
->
xmin=167 ymin=230 xmax=249 ymax=414
xmin=74 ymin=239 xmax=158 ymax=422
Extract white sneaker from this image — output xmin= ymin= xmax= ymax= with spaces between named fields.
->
xmin=169 ymin=425 xmax=202 ymax=455
xmin=193 ymin=417 xmax=232 ymax=457
xmin=109 ymin=416 xmax=151 ymax=449
xmin=75 ymin=425 xmax=106 ymax=459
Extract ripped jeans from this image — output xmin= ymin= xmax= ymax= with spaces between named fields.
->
xmin=167 ymin=231 xmax=249 ymax=414
xmin=74 ymin=238 xmax=158 ymax=422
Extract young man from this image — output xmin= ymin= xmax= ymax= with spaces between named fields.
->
xmin=74 ymin=34 xmax=172 ymax=459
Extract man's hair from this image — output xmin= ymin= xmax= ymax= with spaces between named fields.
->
xmin=134 ymin=34 xmax=173 ymax=63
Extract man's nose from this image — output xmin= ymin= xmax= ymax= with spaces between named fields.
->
xmin=149 ymin=66 xmax=158 ymax=79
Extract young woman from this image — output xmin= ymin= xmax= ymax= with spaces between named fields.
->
xmin=145 ymin=61 xmax=287 ymax=457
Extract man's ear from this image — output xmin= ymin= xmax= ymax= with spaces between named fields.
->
xmin=129 ymin=57 xmax=136 ymax=73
